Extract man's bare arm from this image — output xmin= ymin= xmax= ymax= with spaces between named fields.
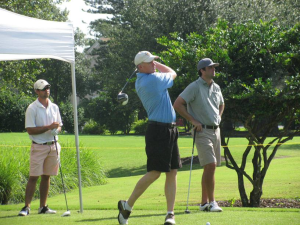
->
xmin=173 ymin=96 xmax=203 ymax=131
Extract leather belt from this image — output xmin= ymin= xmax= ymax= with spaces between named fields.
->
xmin=32 ymin=141 xmax=56 ymax=145
xmin=148 ymin=121 xmax=176 ymax=128
xmin=202 ymin=125 xmax=219 ymax=129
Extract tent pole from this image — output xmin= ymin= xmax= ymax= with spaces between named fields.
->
xmin=71 ymin=62 xmax=83 ymax=213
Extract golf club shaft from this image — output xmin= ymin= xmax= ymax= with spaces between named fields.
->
xmin=120 ymin=68 xmax=137 ymax=93
xmin=54 ymin=136 xmax=69 ymax=211
xmin=185 ymin=130 xmax=196 ymax=211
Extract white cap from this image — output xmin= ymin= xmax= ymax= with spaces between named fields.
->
xmin=134 ymin=51 xmax=159 ymax=66
xmin=34 ymin=79 xmax=51 ymax=90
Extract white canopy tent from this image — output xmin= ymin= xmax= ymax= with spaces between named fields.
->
xmin=0 ymin=8 xmax=83 ymax=212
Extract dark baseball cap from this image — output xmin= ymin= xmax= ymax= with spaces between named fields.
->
xmin=197 ymin=58 xmax=219 ymax=71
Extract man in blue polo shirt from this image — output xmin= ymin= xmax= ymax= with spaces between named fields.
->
xmin=118 ymin=51 xmax=182 ymax=225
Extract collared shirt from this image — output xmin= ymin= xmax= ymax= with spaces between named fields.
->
xmin=180 ymin=77 xmax=224 ymax=126
xmin=135 ymin=72 xmax=176 ymax=123
xmin=25 ymin=98 xmax=63 ymax=143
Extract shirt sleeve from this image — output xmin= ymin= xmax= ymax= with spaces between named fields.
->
xmin=179 ymin=82 xmax=198 ymax=104
xmin=155 ymin=72 xmax=173 ymax=91
xmin=219 ymin=91 xmax=224 ymax=105
xmin=55 ymin=105 xmax=63 ymax=127
xmin=25 ymin=107 xmax=36 ymax=128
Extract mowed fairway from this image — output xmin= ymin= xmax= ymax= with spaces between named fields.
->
xmin=0 ymin=133 xmax=300 ymax=224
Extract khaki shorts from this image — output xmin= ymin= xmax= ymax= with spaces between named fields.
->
xmin=192 ymin=128 xmax=221 ymax=166
xmin=30 ymin=142 xmax=61 ymax=176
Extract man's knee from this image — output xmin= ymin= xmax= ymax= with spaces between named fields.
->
xmin=28 ymin=176 xmax=39 ymax=182
xmin=148 ymin=170 xmax=161 ymax=180
xmin=203 ymin=163 xmax=216 ymax=172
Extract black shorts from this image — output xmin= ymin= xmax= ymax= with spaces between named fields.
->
xmin=145 ymin=124 xmax=182 ymax=172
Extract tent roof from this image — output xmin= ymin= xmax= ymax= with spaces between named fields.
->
xmin=0 ymin=8 xmax=75 ymax=63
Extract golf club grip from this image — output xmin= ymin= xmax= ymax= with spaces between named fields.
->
xmin=192 ymin=129 xmax=196 ymax=154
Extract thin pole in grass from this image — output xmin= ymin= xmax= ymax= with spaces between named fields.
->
xmin=185 ymin=130 xmax=196 ymax=214
xmin=54 ymin=136 xmax=70 ymax=217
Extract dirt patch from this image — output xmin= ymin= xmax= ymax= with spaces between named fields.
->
xmin=216 ymin=198 xmax=300 ymax=208
xmin=190 ymin=199 xmax=300 ymax=208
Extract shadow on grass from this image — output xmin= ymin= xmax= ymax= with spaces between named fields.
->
xmin=78 ymin=211 xmax=189 ymax=223
xmin=0 ymin=215 xmax=19 ymax=219
xmin=107 ymin=165 xmax=147 ymax=178
xmin=279 ymin=143 xmax=300 ymax=150
xmin=107 ymin=159 xmax=227 ymax=178
xmin=78 ymin=212 xmax=165 ymax=223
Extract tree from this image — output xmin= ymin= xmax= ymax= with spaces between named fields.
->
xmin=84 ymin=92 xmax=135 ymax=134
xmin=157 ymin=19 xmax=300 ymax=207
xmin=84 ymin=0 xmax=220 ymax=122
xmin=84 ymin=0 xmax=300 ymax=124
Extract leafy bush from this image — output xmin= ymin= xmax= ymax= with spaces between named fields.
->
xmin=133 ymin=119 xmax=148 ymax=135
xmin=0 ymin=141 xmax=107 ymax=204
xmin=84 ymin=92 xmax=135 ymax=134
xmin=82 ymin=119 xmax=106 ymax=135
xmin=0 ymin=89 xmax=34 ymax=132
xmin=59 ymin=102 xmax=85 ymax=134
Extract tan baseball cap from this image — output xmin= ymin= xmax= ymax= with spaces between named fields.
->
xmin=134 ymin=51 xmax=159 ymax=66
xmin=34 ymin=79 xmax=51 ymax=90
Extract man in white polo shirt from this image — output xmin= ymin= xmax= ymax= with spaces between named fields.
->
xmin=18 ymin=79 xmax=63 ymax=216
xmin=174 ymin=58 xmax=225 ymax=212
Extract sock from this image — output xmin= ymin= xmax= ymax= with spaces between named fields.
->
xmin=167 ymin=211 xmax=174 ymax=215
xmin=201 ymin=202 xmax=208 ymax=206
xmin=125 ymin=201 xmax=132 ymax=211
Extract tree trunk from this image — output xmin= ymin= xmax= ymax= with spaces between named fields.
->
xmin=237 ymin=172 xmax=250 ymax=207
xmin=249 ymin=183 xmax=263 ymax=207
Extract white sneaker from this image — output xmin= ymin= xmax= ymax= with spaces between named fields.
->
xmin=18 ymin=206 xmax=30 ymax=216
xmin=118 ymin=200 xmax=131 ymax=224
xmin=200 ymin=202 xmax=209 ymax=211
xmin=209 ymin=201 xmax=222 ymax=212
xmin=38 ymin=205 xmax=56 ymax=214
xmin=164 ymin=213 xmax=176 ymax=225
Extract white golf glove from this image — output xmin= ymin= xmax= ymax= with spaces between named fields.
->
xmin=51 ymin=128 xmax=59 ymax=136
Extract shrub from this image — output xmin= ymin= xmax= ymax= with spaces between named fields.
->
xmin=0 ymin=89 xmax=34 ymax=132
xmin=133 ymin=119 xmax=148 ymax=135
xmin=59 ymin=102 xmax=85 ymax=134
xmin=82 ymin=119 xmax=106 ymax=135
xmin=0 ymin=141 xmax=107 ymax=204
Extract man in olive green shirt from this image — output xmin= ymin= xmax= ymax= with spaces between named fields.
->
xmin=174 ymin=58 xmax=225 ymax=212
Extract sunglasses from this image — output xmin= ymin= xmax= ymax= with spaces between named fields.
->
xmin=39 ymin=86 xmax=50 ymax=91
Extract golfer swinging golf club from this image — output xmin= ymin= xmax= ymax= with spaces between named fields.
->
xmin=19 ymin=79 xmax=62 ymax=216
xmin=174 ymin=58 xmax=225 ymax=212
xmin=118 ymin=51 xmax=182 ymax=225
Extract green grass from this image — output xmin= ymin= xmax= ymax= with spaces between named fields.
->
xmin=0 ymin=133 xmax=299 ymax=224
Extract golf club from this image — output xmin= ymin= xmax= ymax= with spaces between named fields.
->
xmin=117 ymin=68 xmax=138 ymax=105
xmin=54 ymin=136 xmax=70 ymax=217
xmin=184 ymin=130 xmax=197 ymax=214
